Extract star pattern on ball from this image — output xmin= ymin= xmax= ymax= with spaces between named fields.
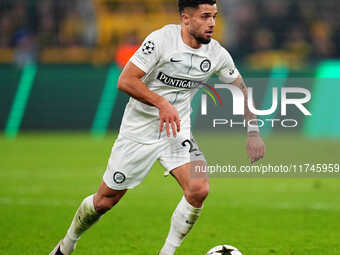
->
xmin=215 ymin=246 xmax=235 ymax=255
xmin=142 ymin=40 xmax=155 ymax=55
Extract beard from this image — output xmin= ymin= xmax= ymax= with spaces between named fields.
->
xmin=195 ymin=36 xmax=211 ymax=44
xmin=191 ymin=30 xmax=212 ymax=45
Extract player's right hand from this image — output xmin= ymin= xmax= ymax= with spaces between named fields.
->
xmin=158 ymin=100 xmax=181 ymax=137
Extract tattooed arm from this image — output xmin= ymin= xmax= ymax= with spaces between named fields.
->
xmin=232 ymin=75 xmax=265 ymax=163
xmin=231 ymin=75 xmax=257 ymax=129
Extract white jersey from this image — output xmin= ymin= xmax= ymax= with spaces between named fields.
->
xmin=119 ymin=24 xmax=239 ymax=144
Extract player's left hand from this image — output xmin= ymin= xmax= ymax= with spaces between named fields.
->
xmin=246 ymin=132 xmax=265 ymax=163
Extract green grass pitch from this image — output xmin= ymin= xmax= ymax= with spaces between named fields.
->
xmin=0 ymin=132 xmax=339 ymax=255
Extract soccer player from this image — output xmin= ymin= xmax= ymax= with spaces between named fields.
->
xmin=49 ymin=0 xmax=265 ymax=254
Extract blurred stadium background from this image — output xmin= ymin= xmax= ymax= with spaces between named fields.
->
xmin=1 ymin=1 xmax=340 ymax=254
xmin=0 ymin=0 xmax=339 ymax=137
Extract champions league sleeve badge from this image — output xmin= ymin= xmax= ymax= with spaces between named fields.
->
xmin=142 ymin=40 xmax=155 ymax=55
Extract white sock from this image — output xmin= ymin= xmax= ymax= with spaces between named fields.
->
xmin=60 ymin=194 xmax=101 ymax=255
xmin=160 ymin=196 xmax=202 ymax=255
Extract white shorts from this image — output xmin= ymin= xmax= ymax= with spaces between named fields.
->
xmin=103 ymin=134 xmax=206 ymax=190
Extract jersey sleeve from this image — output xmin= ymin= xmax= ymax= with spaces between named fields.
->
xmin=216 ymin=47 xmax=239 ymax=84
xmin=130 ymin=30 xmax=163 ymax=74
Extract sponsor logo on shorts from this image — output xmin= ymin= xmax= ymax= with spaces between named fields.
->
xmin=113 ymin=171 xmax=126 ymax=184
xmin=157 ymin=72 xmax=201 ymax=89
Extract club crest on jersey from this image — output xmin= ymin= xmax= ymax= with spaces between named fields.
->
xmin=142 ymin=41 xmax=155 ymax=55
xmin=200 ymin=59 xmax=211 ymax=72
xmin=113 ymin=171 xmax=126 ymax=184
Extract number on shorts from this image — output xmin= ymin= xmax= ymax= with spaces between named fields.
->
xmin=181 ymin=139 xmax=198 ymax=153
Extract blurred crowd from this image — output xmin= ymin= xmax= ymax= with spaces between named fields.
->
xmin=0 ymin=0 xmax=340 ymax=66
xmin=221 ymin=0 xmax=340 ymax=65
xmin=0 ymin=0 xmax=96 ymax=48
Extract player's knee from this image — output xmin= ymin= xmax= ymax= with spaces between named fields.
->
xmin=196 ymin=183 xmax=210 ymax=201
xmin=186 ymin=181 xmax=210 ymax=204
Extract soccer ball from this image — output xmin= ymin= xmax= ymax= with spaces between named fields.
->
xmin=206 ymin=244 xmax=243 ymax=255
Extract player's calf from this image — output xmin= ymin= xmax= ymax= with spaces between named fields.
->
xmin=52 ymin=182 xmax=127 ymax=255
xmin=184 ymin=178 xmax=210 ymax=208
xmin=59 ymin=194 xmax=101 ymax=254
xmin=159 ymin=196 xmax=203 ymax=255
xmin=93 ymin=187 xmax=127 ymax=214
xmin=160 ymin=163 xmax=209 ymax=255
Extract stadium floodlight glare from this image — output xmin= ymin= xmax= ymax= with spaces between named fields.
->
xmin=303 ymin=60 xmax=340 ymax=138
xmin=260 ymin=65 xmax=289 ymax=136
xmin=4 ymin=62 xmax=37 ymax=139
xmin=91 ymin=64 xmax=121 ymax=138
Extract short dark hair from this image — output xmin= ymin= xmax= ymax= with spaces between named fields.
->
xmin=178 ymin=0 xmax=217 ymax=14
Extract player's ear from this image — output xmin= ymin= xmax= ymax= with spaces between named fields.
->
xmin=181 ymin=12 xmax=191 ymax=26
